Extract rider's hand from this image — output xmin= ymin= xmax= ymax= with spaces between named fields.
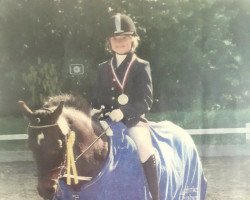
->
xmin=90 ymin=105 xmax=105 ymax=119
xmin=109 ymin=109 xmax=124 ymax=122
xmin=90 ymin=108 xmax=101 ymax=116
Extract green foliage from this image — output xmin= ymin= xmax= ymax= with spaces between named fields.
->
xmin=22 ymin=63 xmax=62 ymax=106
xmin=1 ymin=0 xmax=250 ymax=116
xmin=148 ymin=108 xmax=250 ymax=129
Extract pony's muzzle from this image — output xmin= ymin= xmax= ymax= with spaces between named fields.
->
xmin=37 ymin=179 xmax=58 ymax=200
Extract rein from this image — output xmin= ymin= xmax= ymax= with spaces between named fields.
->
xmin=75 ymin=129 xmax=108 ymax=161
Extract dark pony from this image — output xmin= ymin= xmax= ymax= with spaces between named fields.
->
xmin=19 ymin=94 xmax=207 ymax=200
xmin=19 ymin=94 xmax=108 ymax=200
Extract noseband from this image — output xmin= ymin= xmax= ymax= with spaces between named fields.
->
xmin=29 ymin=123 xmax=59 ymax=129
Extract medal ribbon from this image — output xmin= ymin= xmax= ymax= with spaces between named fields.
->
xmin=110 ymin=54 xmax=136 ymax=92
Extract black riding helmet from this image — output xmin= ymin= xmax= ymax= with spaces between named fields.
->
xmin=106 ymin=13 xmax=138 ymax=37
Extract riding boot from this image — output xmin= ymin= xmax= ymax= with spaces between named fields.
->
xmin=142 ymin=154 xmax=160 ymax=200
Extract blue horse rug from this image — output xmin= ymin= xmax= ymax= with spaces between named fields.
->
xmin=54 ymin=120 xmax=207 ymax=200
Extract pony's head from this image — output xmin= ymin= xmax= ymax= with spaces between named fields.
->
xmin=19 ymin=95 xmax=107 ymax=200
xmin=19 ymin=101 xmax=67 ymax=199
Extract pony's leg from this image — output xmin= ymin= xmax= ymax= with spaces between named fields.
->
xmin=128 ymin=126 xmax=160 ymax=200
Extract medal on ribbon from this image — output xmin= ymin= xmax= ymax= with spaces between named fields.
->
xmin=110 ymin=55 xmax=136 ymax=105
xmin=118 ymin=93 xmax=129 ymax=105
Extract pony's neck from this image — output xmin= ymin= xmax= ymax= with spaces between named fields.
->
xmin=61 ymin=108 xmax=109 ymax=178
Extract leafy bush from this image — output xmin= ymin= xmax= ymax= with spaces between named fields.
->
xmin=148 ymin=109 xmax=250 ymax=129
xmin=22 ymin=63 xmax=62 ymax=107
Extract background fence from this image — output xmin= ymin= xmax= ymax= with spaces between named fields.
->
xmin=0 ymin=123 xmax=250 ymax=161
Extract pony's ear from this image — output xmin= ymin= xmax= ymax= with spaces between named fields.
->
xmin=18 ymin=101 xmax=33 ymax=121
xmin=52 ymin=101 xmax=64 ymax=120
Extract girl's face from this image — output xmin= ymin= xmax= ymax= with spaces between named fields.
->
xmin=109 ymin=35 xmax=133 ymax=54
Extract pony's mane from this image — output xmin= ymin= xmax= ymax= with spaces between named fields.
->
xmin=43 ymin=94 xmax=91 ymax=114
xmin=42 ymin=94 xmax=103 ymax=136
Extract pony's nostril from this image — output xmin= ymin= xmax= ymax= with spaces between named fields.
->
xmin=47 ymin=187 xmax=56 ymax=195
xmin=42 ymin=187 xmax=56 ymax=200
xmin=37 ymin=182 xmax=57 ymax=200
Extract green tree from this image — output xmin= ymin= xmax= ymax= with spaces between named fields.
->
xmin=22 ymin=63 xmax=62 ymax=107
xmin=1 ymin=0 xmax=250 ymax=116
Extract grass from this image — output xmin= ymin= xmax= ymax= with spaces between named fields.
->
xmin=0 ymin=116 xmax=27 ymax=135
xmin=147 ymin=108 xmax=250 ymax=129
xmin=0 ymin=116 xmax=28 ymax=151
xmin=0 ymin=140 xmax=28 ymax=151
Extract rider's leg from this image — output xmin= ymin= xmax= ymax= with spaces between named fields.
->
xmin=128 ymin=125 xmax=159 ymax=200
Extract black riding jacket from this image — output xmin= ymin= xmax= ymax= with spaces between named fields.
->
xmin=91 ymin=53 xmax=153 ymax=127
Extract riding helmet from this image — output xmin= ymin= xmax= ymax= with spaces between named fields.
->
xmin=106 ymin=13 xmax=138 ymax=37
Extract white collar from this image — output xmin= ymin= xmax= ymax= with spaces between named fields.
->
xmin=115 ymin=54 xmax=127 ymax=67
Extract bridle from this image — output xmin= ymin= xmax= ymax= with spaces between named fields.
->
xmin=28 ymin=121 xmax=112 ymax=183
xmin=28 ymin=120 xmax=113 ymax=200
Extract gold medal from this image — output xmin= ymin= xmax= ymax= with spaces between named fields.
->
xmin=118 ymin=94 xmax=129 ymax=105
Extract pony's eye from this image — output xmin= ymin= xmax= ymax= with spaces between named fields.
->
xmin=36 ymin=118 xmax=41 ymax=123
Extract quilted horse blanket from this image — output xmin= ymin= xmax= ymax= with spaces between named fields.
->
xmin=54 ymin=120 xmax=207 ymax=200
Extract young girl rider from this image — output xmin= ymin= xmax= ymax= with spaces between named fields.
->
xmin=92 ymin=13 xmax=159 ymax=200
